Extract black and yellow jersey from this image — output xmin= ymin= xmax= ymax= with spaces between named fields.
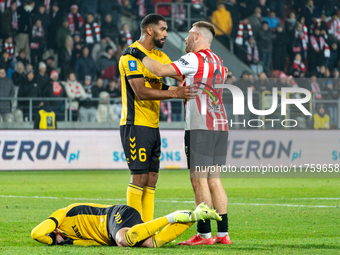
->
xmin=34 ymin=109 xmax=56 ymax=129
xmin=48 ymin=203 xmax=114 ymax=246
xmin=31 ymin=203 xmax=144 ymax=246
xmin=119 ymin=41 xmax=172 ymax=128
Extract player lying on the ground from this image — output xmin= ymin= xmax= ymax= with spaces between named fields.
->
xmin=31 ymin=202 xmax=221 ymax=247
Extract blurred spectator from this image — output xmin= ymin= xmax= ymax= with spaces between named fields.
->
xmin=75 ymin=46 xmax=96 ymax=83
xmin=245 ymin=36 xmax=260 ymax=74
xmin=309 ymin=72 xmax=322 ymax=99
xmin=92 ymin=37 xmax=118 ymax=62
xmin=16 ymin=0 xmax=35 ymax=57
xmin=291 ymin=22 xmax=308 ymax=62
xmin=318 ymin=65 xmax=326 ymax=78
xmin=30 ymin=19 xmax=46 ymax=67
xmin=72 ymin=31 xmax=83 ymax=61
xmin=43 ymin=70 xmax=65 ymax=121
xmin=0 ymin=49 xmax=10 ymax=72
xmin=96 ymin=45 xmax=118 ymax=80
xmin=172 ymin=0 xmax=186 ymax=32
xmin=269 ymin=0 xmax=284 ymax=20
xmin=285 ymin=12 xmax=297 ymax=36
xmin=79 ymin=75 xmax=97 ymax=122
xmin=1 ymin=0 xmax=18 ymax=39
xmin=34 ymin=4 xmax=51 ymax=44
xmin=301 ymin=0 xmax=314 ymax=28
xmin=254 ymin=72 xmax=271 ymax=92
xmin=106 ymin=78 xmax=122 ymax=120
xmin=257 ymin=21 xmax=276 ymax=73
xmin=91 ymin=77 xmax=105 ymax=107
xmin=235 ymin=19 xmax=253 ymax=46
xmin=80 ymin=0 xmax=99 ymax=19
xmin=48 ymin=1 xmax=63 ymax=54
xmin=328 ymin=11 xmax=340 ymax=41
xmin=34 ymin=102 xmax=57 ymax=129
xmin=212 ymin=0 xmax=232 ymax=49
xmin=58 ymin=35 xmax=74 ymax=81
xmin=160 ymin=101 xmax=172 ymax=122
xmin=100 ymin=14 xmax=119 ymax=44
xmin=63 ymin=72 xmax=86 ymax=121
xmin=226 ymin=0 xmax=239 ymax=39
xmin=96 ymin=90 xmax=115 ymax=123
xmin=56 ymin=17 xmax=71 ymax=51
xmin=68 ymin=5 xmax=84 ymax=35
xmin=106 ymin=78 xmax=121 ymax=98
xmin=311 ymin=104 xmax=330 ymax=129
xmin=81 ymin=13 xmax=100 ymax=52
xmin=318 ymin=11 xmax=329 ymax=33
xmin=18 ymin=69 xmax=42 ymax=121
xmin=98 ymin=0 xmax=121 ymax=30
xmin=308 ymin=24 xmax=330 ymax=74
xmin=17 ymin=48 xmax=29 ymax=67
xmin=119 ymin=23 xmax=134 ymax=49
xmin=0 ymin=63 xmax=15 ymax=122
xmin=45 ymin=55 xmax=55 ymax=76
xmin=247 ymin=6 xmax=264 ymax=37
xmin=264 ymin=10 xmax=280 ymax=30
xmin=12 ymin=61 xmax=26 ymax=87
xmin=257 ymin=0 xmax=269 ymax=17
xmin=234 ymin=70 xmax=252 ymax=92
xmin=35 ymin=61 xmax=49 ymax=93
xmin=273 ymin=23 xmax=288 ymax=72
xmin=290 ymin=53 xmax=306 ymax=78
xmin=324 ymin=1 xmax=340 ymax=17
xmin=2 ymin=34 xmax=15 ymax=60
xmin=132 ymin=0 xmax=154 ymax=27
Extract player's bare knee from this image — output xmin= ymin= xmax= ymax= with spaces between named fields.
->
xmin=130 ymin=173 xmax=148 ymax=187
xmin=146 ymin=172 xmax=158 ymax=187
xmin=115 ymin=229 xmax=129 ymax=247
xmin=190 ymin=177 xmax=207 ymax=191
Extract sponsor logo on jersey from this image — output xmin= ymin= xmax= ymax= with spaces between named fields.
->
xmin=128 ymin=60 xmax=137 ymax=71
xmin=144 ymin=76 xmax=162 ymax=84
xmin=178 ymin=57 xmax=189 ymax=66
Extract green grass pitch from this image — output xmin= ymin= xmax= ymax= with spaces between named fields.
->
xmin=0 ymin=170 xmax=339 ymax=254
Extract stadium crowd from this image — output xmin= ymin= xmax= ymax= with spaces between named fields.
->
xmin=0 ymin=0 xmax=339 ymax=128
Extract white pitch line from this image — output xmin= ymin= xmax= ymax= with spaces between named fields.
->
xmin=0 ymin=195 xmax=339 ymax=208
xmin=291 ymin=198 xmax=340 ymax=200
xmin=231 ymin=202 xmax=339 ymax=208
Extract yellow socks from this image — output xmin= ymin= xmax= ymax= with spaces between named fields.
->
xmin=125 ymin=216 xmax=169 ymax=246
xmin=141 ymin=186 xmax=155 ymax=222
xmin=153 ymin=222 xmax=194 ymax=247
xmin=127 ymin=184 xmax=143 ymax=213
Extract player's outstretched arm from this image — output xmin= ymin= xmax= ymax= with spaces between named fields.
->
xmin=122 ymin=47 xmax=178 ymax=77
xmin=31 ymin=219 xmax=59 ymax=245
xmin=129 ymin=77 xmax=196 ymax=100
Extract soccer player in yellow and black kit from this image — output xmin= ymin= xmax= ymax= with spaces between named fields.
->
xmin=119 ymin=14 xmax=196 ymax=223
xmin=31 ymin=202 xmax=221 ymax=247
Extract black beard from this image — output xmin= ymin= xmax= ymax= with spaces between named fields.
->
xmin=153 ymin=38 xmax=164 ymax=48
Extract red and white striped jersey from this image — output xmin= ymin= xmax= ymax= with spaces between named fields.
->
xmin=171 ymin=49 xmax=228 ymax=131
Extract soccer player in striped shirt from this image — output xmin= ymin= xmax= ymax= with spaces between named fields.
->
xmin=31 ymin=202 xmax=221 ymax=247
xmin=122 ymin=21 xmax=231 ymax=245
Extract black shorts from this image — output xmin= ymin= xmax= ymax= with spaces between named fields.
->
xmin=107 ymin=204 xmax=144 ymax=246
xmin=120 ymin=125 xmax=161 ymax=174
xmin=185 ymin=130 xmax=228 ymax=169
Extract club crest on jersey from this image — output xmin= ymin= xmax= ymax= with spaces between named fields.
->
xmin=207 ymin=96 xmax=223 ymax=114
xmin=128 ymin=60 xmax=137 ymax=71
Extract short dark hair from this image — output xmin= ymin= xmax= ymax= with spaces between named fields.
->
xmin=192 ymin=21 xmax=216 ymax=38
xmin=140 ymin=14 xmax=166 ymax=31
